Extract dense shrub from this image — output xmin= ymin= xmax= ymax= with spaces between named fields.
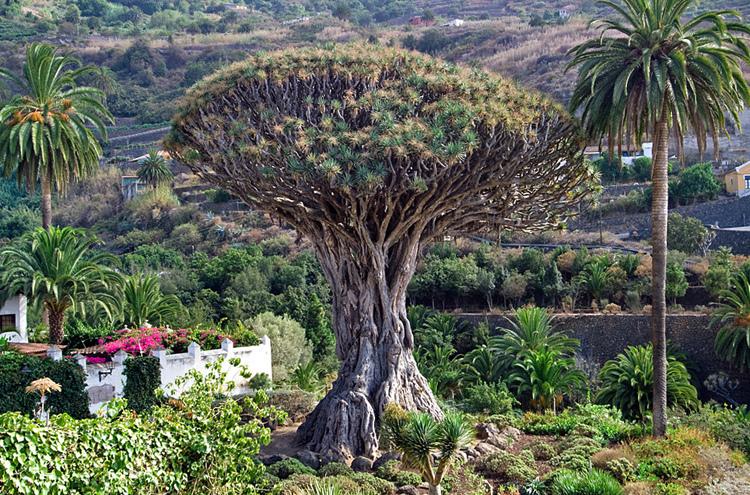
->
xmin=676 ymin=404 xmax=750 ymax=458
xmin=258 ymin=390 xmax=318 ymax=418
xmin=318 ymin=462 xmax=354 ymax=477
xmin=0 ymin=351 xmax=89 ymax=419
xmin=0 ymin=358 xmax=285 ymax=494
xmin=248 ymin=312 xmax=312 ymax=382
xmin=375 ymin=459 xmax=403 ymax=481
xmin=268 ymin=458 xmax=317 ymax=479
xmin=122 ymin=356 xmax=162 ymax=413
xmin=523 ymin=440 xmax=557 ymax=460
xmin=463 ymin=381 xmax=518 ymax=415
xmin=350 ymin=472 xmax=396 ymax=494
xmin=475 ymin=450 xmax=538 ymax=483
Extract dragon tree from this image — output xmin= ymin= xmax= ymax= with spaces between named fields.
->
xmin=166 ymin=44 xmax=594 ymax=459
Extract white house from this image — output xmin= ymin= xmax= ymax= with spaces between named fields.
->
xmin=584 ymin=142 xmax=653 ymax=165
xmin=440 ymin=19 xmax=465 ymax=27
xmin=0 ymin=295 xmax=27 ymax=343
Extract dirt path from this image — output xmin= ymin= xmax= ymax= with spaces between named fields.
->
xmin=260 ymin=425 xmax=302 ymax=457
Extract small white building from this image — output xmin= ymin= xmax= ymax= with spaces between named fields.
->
xmin=440 ymin=19 xmax=465 ymax=27
xmin=0 ymin=295 xmax=27 ymax=343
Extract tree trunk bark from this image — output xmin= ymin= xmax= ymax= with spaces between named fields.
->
xmin=428 ymin=483 xmax=442 ymax=495
xmin=41 ymin=172 xmax=52 ymax=231
xmin=48 ymin=309 xmax=65 ymax=345
xmin=651 ymin=114 xmax=670 ymax=438
xmin=41 ymin=172 xmax=52 ymax=329
xmin=296 ymin=237 xmax=442 ymax=460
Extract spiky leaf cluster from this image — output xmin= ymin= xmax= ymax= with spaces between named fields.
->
xmin=167 ymin=43 xmax=593 ymax=241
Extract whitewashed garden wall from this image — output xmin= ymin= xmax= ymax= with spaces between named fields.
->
xmin=48 ymin=336 xmax=273 ymax=414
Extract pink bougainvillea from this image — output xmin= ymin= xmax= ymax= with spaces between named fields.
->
xmin=99 ymin=327 xmax=234 ymax=355
xmin=85 ymin=357 xmax=107 ymax=364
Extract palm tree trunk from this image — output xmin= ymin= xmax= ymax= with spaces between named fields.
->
xmin=651 ymin=114 xmax=670 ymax=438
xmin=48 ymin=309 xmax=65 ymax=345
xmin=40 ymin=172 xmax=52 ymax=230
xmin=41 ymin=173 xmax=52 ymax=328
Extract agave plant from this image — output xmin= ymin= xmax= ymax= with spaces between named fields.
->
xmin=711 ymin=272 xmax=750 ymax=371
xmin=380 ymin=405 xmax=474 ymax=495
xmin=596 ymin=344 xmax=698 ymax=421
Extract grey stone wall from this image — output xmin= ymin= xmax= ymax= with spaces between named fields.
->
xmin=457 ymin=313 xmax=750 ymax=405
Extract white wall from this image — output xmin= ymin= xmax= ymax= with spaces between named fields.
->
xmin=0 ymin=295 xmax=27 ymax=343
xmin=67 ymin=337 xmax=273 ymax=414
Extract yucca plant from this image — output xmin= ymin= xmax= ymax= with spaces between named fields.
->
xmin=596 ymin=344 xmax=698 ymax=421
xmin=711 ymin=272 xmax=750 ymax=371
xmin=380 ymin=405 xmax=474 ymax=495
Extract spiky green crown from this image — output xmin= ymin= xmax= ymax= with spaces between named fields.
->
xmin=168 ymin=42 xmax=578 ymax=193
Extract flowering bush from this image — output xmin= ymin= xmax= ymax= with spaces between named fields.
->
xmin=86 ymin=357 xmax=107 ymax=364
xmin=99 ymin=327 xmax=233 ymax=355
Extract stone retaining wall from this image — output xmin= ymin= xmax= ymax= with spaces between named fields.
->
xmin=458 ymin=313 xmax=750 ymax=405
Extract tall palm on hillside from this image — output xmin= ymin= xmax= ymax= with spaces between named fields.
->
xmin=0 ymin=227 xmax=122 ymax=345
xmin=122 ymin=273 xmax=181 ymax=328
xmin=137 ymin=149 xmax=173 ymax=189
xmin=567 ymin=0 xmax=750 ymax=436
xmin=0 ymin=43 xmax=113 ymax=229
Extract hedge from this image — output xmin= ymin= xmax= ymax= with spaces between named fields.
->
xmin=0 ymin=351 xmax=89 ymax=419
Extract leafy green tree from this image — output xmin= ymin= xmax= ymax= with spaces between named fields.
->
xmin=137 ymin=149 xmax=173 ymax=189
xmin=122 ymin=273 xmax=181 ymax=328
xmin=248 ymin=312 xmax=311 ymax=382
xmin=705 ymin=247 xmax=735 ymax=298
xmin=166 ymin=44 xmax=593 ymax=457
xmin=632 ymin=156 xmax=652 ymax=182
xmin=567 ymin=0 xmax=750 ymax=436
xmin=0 ymin=227 xmax=121 ymax=344
xmin=305 ymin=293 xmax=336 ymax=369
xmin=667 ymin=213 xmax=707 ymax=255
xmin=380 ymin=405 xmax=474 ymax=495
xmin=710 ymin=272 xmax=750 ymax=371
xmin=596 ymin=344 xmax=698 ymax=421
xmin=331 ymin=2 xmax=351 ymax=20
xmin=674 ymin=163 xmax=719 ymax=203
xmin=0 ymin=43 xmax=113 ymax=229
xmin=665 ymin=261 xmax=688 ymax=306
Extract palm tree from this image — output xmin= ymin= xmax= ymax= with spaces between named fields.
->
xmin=137 ymin=149 xmax=173 ymax=189
xmin=122 ymin=273 xmax=181 ymax=328
xmin=0 ymin=227 xmax=121 ymax=345
xmin=508 ymin=348 xmax=585 ymax=414
xmin=567 ymin=0 xmax=750 ymax=436
xmin=710 ymin=272 xmax=750 ymax=371
xmin=89 ymin=66 xmax=119 ymax=96
xmin=490 ymin=306 xmax=579 ymax=371
xmin=380 ymin=405 xmax=474 ymax=495
xmin=574 ymin=257 xmax=612 ymax=307
xmin=0 ymin=43 xmax=113 ymax=230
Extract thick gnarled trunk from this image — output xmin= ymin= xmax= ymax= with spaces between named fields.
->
xmin=651 ymin=115 xmax=670 ymax=438
xmin=296 ymin=235 xmax=442 ymax=459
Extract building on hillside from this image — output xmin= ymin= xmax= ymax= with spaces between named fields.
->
xmin=410 ymin=16 xmax=437 ymax=27
xmin=583 ymin=142 xmax=653 ymax=165
xmin=223 ymin=3 xmax=247 ymax=9
xmin=0 ymin=295 xmax=27 ymax=343
xmin=121 ymin=175 xmax=148 ymax=200
xmin=558 ymin=9 xmax=570 ymax=18
xmin=725 ymin=161 xmax=750 ymax=197
xmin=130 ymin=150 xmax=171 ymax=165
xmin=282 ymin=16 xmax=310 ymax=25
xmin=440 ymin=19 xmax=464 ymax=27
